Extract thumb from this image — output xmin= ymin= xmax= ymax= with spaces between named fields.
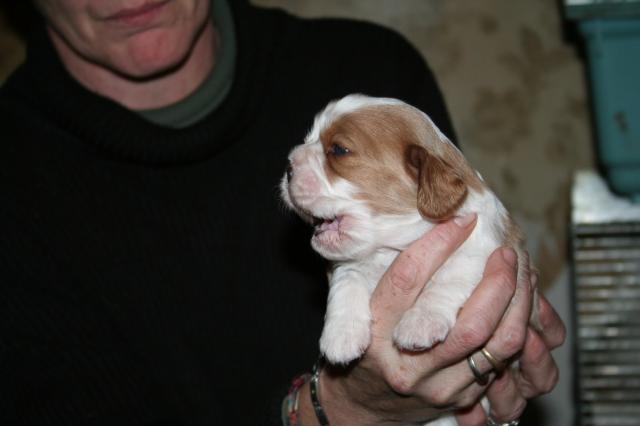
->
xmin=370 ymin=214 xmax=477 ymax=340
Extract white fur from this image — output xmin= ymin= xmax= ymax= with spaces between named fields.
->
xmin=281 ymin=94 xmax=517 ymax=425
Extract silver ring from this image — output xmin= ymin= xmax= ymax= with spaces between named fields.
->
xmin=487 ymin=418 xmax=520 ymax=426
xmin=467 ymin=353 xmax=489 ymax=385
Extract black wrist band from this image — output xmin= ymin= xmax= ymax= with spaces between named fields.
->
xmin=310 ymin=357 xmax=330 ymax=426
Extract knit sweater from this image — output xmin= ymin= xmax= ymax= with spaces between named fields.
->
xmin=0 ymin=2 xmax=455 ymax=425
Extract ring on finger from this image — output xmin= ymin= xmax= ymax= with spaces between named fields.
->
xmin=481 ymin=347 xmax=506 ymax=372
xmin=487 ymin=417 xmax=520 ymax=426
xmin=467 ymin=353 xmax=489 ymax=385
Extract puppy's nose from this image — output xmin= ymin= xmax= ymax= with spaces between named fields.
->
xmin=286 ymin=164 xmax=294 ymax=181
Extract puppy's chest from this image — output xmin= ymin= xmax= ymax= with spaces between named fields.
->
xmin=331 ymin=250 xmax=400 ymax=291
xmin=330 ymin=232 xmax=499 ymax=293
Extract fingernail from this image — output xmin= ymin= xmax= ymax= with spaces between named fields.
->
xmin=502 ymin=247 xmax=517 ymax=265
xmin=531 ymin=272 xmax=539 ymax=287
xmin=453 ymin=213 xmax=476 ymax=228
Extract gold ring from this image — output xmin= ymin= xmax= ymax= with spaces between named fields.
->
xmin=481 ymin=347 xmax=506 ymax=372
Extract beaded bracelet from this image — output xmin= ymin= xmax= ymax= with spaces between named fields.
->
xmin=282 ymin=357 xmax=331 ymax=426
xmin=282 ymin=373 xmax=311 ymax=426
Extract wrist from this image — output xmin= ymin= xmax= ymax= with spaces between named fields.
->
xmin=313 ymin=367 xmax=390 ymax=426
xmin=296 ymin=382 xmax=321 ymax=426
xmin=296 ymin=369 xmax=380 ymax=426
xmin=288 ymin=361 xmax=406 ymax=426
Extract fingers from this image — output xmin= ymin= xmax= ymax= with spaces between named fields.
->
xmin=536 ymin=294 xmax=566 ymax=350
xmin=449 ymin=252 xmax=560 ymax=421
xmin=470 ymin=251 xmax=532 ymax=372
xmin=418 ymin=246 xmax=519 ymax=405
xmin=517 ymin=328 xmax=560 ymax=398
xmin=456 ymin=402 xmax=487 ymax=426
xmin=370 ymin=214 xmax=477 ymax=339
xmin=486 ymin=369 xmax=527 ymax=422
xmin=435 ymin=247 xmax=518 ymax=364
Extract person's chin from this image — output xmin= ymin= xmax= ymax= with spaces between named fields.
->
xmin=112 ymin=30 xmax=194 ymax=79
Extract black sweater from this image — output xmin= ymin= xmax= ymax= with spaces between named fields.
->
xmin=0 ymin=2 xmax=454 ymax=425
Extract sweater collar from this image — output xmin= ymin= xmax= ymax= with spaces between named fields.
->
xmin=137 ymin=0 xmax=237 ymax=129
xmin=9 ymin=1 xmax=269 ymax=166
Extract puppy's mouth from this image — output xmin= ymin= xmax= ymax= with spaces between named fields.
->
xmin=313 ymin=215 xmax=343 ymax=236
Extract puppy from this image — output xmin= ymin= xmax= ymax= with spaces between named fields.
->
xmin=281 ymin=94 xmax=534 ymax=366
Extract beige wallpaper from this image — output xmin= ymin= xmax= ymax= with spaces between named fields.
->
xmin=253 ymin=0 xmax=595 ymax=290
xmin=245 ymin=5 xmax=586 ymax=421
xmin=0 ymin=1 xmax=595 ymax=286
xmin=0 ymin=1 xmax=585 ymax=423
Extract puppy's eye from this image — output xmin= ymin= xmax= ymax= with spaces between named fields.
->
xmin=328 ymin=143 xmax=350 ymax=156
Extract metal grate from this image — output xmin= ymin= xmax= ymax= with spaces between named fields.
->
xmin=571 ymin=171 xmax=640 ymax=426
xmin=573 ymin=222 xmax=640 ymax=426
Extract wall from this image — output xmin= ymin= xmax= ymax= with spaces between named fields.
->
xmin=252 ymin=0 xmax=593 ymax=290
xmin=252 ymin=1 xmax=591 ymax=424
xmin=1 ymin=1 xmax=592 ymax=424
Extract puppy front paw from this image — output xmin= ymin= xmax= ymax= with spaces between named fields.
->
xmin=393 ymin=307 xmax=454 ymax=351
xmin=320 ymin=317 xmax=371 ymax=364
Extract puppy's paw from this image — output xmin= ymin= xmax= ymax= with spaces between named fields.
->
xmin=320 ymin=317 xmax=371 ymax=364
xmin=393 ymin=307 xmax=454 ymax=351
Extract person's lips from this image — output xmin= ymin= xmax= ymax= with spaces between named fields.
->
xmin=105 ymin=0 xmax=171 ymax=26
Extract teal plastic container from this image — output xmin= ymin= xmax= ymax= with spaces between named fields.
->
xmin=579 ymin=19 xmax=640 ymax=198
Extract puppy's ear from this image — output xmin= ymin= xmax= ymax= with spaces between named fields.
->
xmin=405 ymin=144 xmax=468 ymax=221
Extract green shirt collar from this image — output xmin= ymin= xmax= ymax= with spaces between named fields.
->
xmin=136 ymin=0 xmax=236 ymax=128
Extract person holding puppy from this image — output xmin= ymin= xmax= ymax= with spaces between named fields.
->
xmin=0 ymin=1 xmax=565 ymax=425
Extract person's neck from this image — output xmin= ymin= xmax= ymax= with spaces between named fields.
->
xmin=48 ymin=21 xmax=217 ymax=110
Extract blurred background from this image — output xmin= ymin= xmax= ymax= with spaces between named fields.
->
xmin=256 ymin=1 xmax=591 ymax=423
xmin=0 ymin=0 xmax=613 ymax=425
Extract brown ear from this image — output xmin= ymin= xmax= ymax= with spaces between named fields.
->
xmin=405 ymin=145 xmax=468 ymax=221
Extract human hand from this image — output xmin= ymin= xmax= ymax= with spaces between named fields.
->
xmin=455 ymin=289 xmax=566 ymax=425
xmin=300 ymin=214 xmax=543 ymax=426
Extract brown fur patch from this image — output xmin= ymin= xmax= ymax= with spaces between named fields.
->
xmin=406 ymin=145 xmax=468 ymax=220
xmin=319 ymin=104 xmax=483 ymax=217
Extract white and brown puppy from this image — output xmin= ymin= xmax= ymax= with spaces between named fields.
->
xmin=281 ymin=94 xmax=534 ymax=365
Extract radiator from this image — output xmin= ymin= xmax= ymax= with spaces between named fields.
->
xmin=572 ymin=171 xmax=640 ymax=426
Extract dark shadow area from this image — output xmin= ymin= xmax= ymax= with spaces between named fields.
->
xmin=281 ymin=215 xmax=329 ymax=312
xmin=521 ymin=398 xmax=546 ymax=425
xmin=0 ymin=1 xmax=37 ymax=38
